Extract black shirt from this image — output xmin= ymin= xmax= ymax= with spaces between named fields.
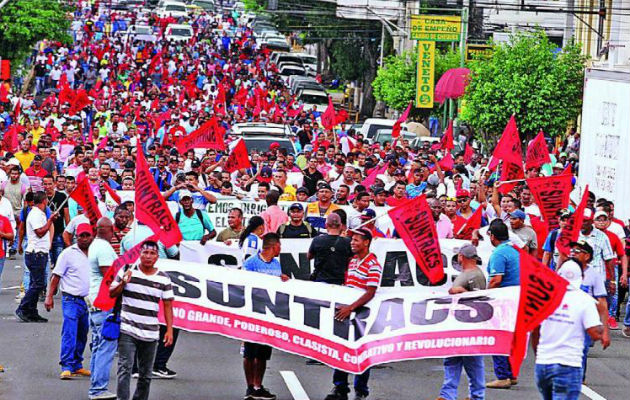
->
xmin=302 ymin=168 xmax=324 ymax=196
xmin=47 ymin=191 xmax=68 ymax=237
xmin=277 ymin=222 xmax=318 ymax=239
xmin=308 ymin=234 xmax=352 ymax=284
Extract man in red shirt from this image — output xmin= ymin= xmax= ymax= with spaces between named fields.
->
xmin=326 ymin=228 xmax=382 ymax=400
xmin=594 ymin=210 xmax=628 ymax=330
xmin=25 ymin=155 xmax=48 ymax=178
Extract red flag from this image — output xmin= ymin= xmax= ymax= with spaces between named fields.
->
xmin=489 ymin=115 xmax=522 ymax=170
xmin=287 ymin=104 xmax=304 ymax=118
xmin=388 ymin=195 xmax=445 ymax=284
xmin=135 ymin=148 xmax=182 ymax=247
xmin=361 ymin=162 xmax=389 ymax=188
xmin=70 ymin=178 xmax=102 ymax=226
xmin=392 ymin=102 xmax=411 ymax=139
xmin=335 ymin=109 xmax=349 ymax=125
xmin=526 ymin=174 xmax=573 ymax=230
xmin=556 ymin=185 xmax=589 ymax=256
xmin=0 ymin=83 xmax=8 ymax=102
xmin=463 ymin=143 xmax=474 ymax=164
xmin=175 ymin=118 xmax=225 ymax=154
xmin=525 ymin=130 xmax=551 ymax=169
xmin=13 ymin=99 xmax=21 ymax=120
xmin=455 ymin=207 xmax=482 ymax=240
xmin=438 ymin=152 xmax=454 ymax=171
xmin=103 ymin=181 xmax=122 ymax=204
xmin=320 ymin=96 xmax=336 ymax=131
xmin=216 ymin=83 xmax=226 ymax=105
xmin=224 ymin=139 xmax=252 ymax=173
xmin=529 ymin=215 xmax=549 ymax=259
xmin=68 ymin=89 xmax=92 ymax=116
xmin=3 ymin=124 xmax=20 ymax=153
xmin=153 ymin=109 xmax=172 ymax=130
xmin=498 ymin=161 xmax=524 ymax=194
xmin=233 ymin=86 xmax=248 ymax=105
xmin=439 ymin=120 xmax=454 ymax=150
xmin=57 ymin=73 xmax=68 ymax=89
xmin=92 ymin=234 xmax=159 ymax=310
xmin=509 ymin=246 xmax=569 ymax=376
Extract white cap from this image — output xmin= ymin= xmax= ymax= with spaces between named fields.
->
xmin=178 ymin=190 xmax=193 ymax=200
xmin=594 ymin=210 xmax=608 ymax=220
xmin=557 ymin=260 xmax=583 ymax=289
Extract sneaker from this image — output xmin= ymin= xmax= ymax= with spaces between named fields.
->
xmin=622 ymin=326 xmax=630 ymax=337
xmin=60 ymin=370 xmax=73 ymax=380
xmin=244 ymin=386 xmax=255 ymax=400
xmin=152 ymin=368 xmax=177 ymax=379
xmin=15 ymin=310 xmax=31 ymax=322
xmin=132 ymin=372 xmax=139 ymax=379
xmin=88 ymin=391 xmax=117 ymax=400
xmin=251 ymin=387 xmax=276 ymax=400
xmin=73 ymin=368 xmax=91 ymax=377
xmin=324 ymin=386 xmax=349 ymax=400
xmin=608 ymin=316 xmax=620 ymax=330
xmin=510 ymin=378 xmax=518 ymax=385
xmin=353 ymin=393 xmax=368 ymax=400
xmin=30 ymin=314 xmax=48 ymax=323
xmin=486 ymin=379 xmax=512 ymax=389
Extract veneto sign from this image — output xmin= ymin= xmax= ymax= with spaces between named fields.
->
xmin=410 ymin=15 xmax=462 ymax=41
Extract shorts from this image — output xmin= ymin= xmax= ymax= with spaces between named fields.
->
xmin=243 ymin=342 xmax=272 ymax=360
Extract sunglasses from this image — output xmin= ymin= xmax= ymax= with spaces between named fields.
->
xmin=457 ymin=198 xmax=469 ymax=203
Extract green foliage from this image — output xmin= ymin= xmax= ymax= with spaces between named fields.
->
xmin=330 ymin=40 xmax=369 ymax=81
xmin=372 ymin=47 xmax=463 ymax=112
xmin=0 ymin=0 xmax=71 ymax=62
xmin=461 ymin=31 xmax=586 ymax=140
xmin=242 ymin=0 xmax=265 ymax=12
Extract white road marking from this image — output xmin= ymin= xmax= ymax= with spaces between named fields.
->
xmin=280 ymin=370 xmax=310 ymax=400
xmin=582 ymin=385 xmax=608 ymax=400
xmin=2 ymin=285 xmax=19 ymax=290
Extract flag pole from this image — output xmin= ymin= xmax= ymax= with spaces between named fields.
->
xmin=498 ymin=178 xmax=527 ymax=185
xmin=353 ymin=212 xmax=390 ymax=230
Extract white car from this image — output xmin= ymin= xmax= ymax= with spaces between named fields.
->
xmin=359 ymin=118 xmax=409 ymax=142
xmin=296 ymin=89 xmax=329 ymax=112
xmin=164 ymin=23 xmax=193 ymax=42
xmin=118 ymin=24 xmax=157 ymax=43
xmin=157 ymin=1 xmax=188 ymax=18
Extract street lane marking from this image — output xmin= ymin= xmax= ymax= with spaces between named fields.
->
xmin=582 ymin=385 xmax=608 ymax=400
xmin=2 ymin=286 xmax=19 ymax=290
xmin=280 ymin=370 xmax=310 ymax=400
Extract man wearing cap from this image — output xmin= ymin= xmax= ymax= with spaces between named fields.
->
xmin=485 ymin=219 xmax=520 ymax=389
xmin=508 ymin=209 xmax=538 ymax=256
xmin=577 ymin=208 xmax=615 ymax=287
xmin=533 ymin=247 xmax=604 ymax=400
xmin=358 ymin=208 xmax=387 ymax=238
xmin=556 ymin=240 xmax=610 ymax=382
xmin=305 ymin=183 xmax=340 ymax=233
xmin=542 ymin=209 xmax=572 ymax=270
xmin=325 ymin=228 xmax=382 ymax=400
xmin=45 ymin=223 xmax=94 ymax=380
xmin=25 ymin=154 xmax=48 ymax=180
xmin=176 ymin=190 xmax=216 ymax=244
xmin=277 ymin=203 xmax=317 ymax=239
xmin=455 ymin=189 xmax=475 ymax=219
xmin=435 ymin=244 xmax=486 ymax=400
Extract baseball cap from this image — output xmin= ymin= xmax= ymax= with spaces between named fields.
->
xmin=296 ymin=187 xmax=309 ymax=195
xmin=509 ymin=210 xmax=527 ymax=220
xmin=178 ymin=190 xmax=193 ymax=200
xmin=393 ymin=168 xmax=405 ymax=176
xmin=318 ymin=183 xmax=332 ymax=192
xmin=557 ymin=260 xmax=583 ymax=289
xmin=76 ymin=224 xmax=93 ymax=236
xmin=553 ymin=162 xmax=564 ymax=170
xmin=373 ymin=187 xmax=386 ymax=195
xmin=289 ymin=203 xmax=303 ymax=211
xmin=557 ymin=208 xmax=571 ymax=219
xmin=33 ymin=154 xmax=43 ymax=161
xmin=456 ymin=189 xmax=470 ymax=198
xmin=361 ymin=208 xmax=376 ymax=219
xmin=303 ymin=144 xmax=313 ymax=152
xmin=191 ymin=160 xmax=201 ymax=168
xmin=258 ymin=166 xmax=273 ymax=183
xmin=270 ymin=142 xmax=280 ymax=150
xmin=455 ymin=243 xmax=482 ymax=262
xmin=583 ymin=208 xmax=594 ymax=221
xmin=569 ymin=239 xmax=594 ymax=259
xmin=594 ymin=210 xmax=608 ymax=220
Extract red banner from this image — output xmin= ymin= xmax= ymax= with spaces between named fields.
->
xmin=455 ymin=207 xmax=482 ymax=240
xmin=556 ymin=185 xmax=589 ymax=256
xmin=68 ymin=89 xmax=92 ymax=116
xmin=509 ymin=246 xmax=569 ymax=376
xmin=2 ymin=124 xmax=21 ymax=153
xmin=498 ymin=161 xmax=524 ymax=194
xmin=321 ymin=96 xmax=336 ymax=131
xmin=70 ymin=178 xmax=102 ymax=226
xmin=92 ymin=235 xmax=159 ymax=310
xmin=463 ymin=143 xmax=474 ymax=164
xmin=387 ymin=195 xmax=445 ymax=284
xmin=175 ymin=118 xmax=225 ymax=153
xmin=438 ymin=151 xmax=454 ymax=171
xmin=361 ymin=163 xmax=389 ymax=188
xmin=525 ymin=130 xmax=551 ymax=169
xmin=526 ymin=174 xmax=573 ymax=230
xmin=224 ymin=139 xmax=251 ymax=173
xmin=439 ymin=120 xmax=454 ymax=150
xmin=392 ymin=102 xmax=411 ymax=139
xmin=489 ymin=115 xmax=522 ymax=170
xmin=135 ymin=148 xmax=182 ymax=247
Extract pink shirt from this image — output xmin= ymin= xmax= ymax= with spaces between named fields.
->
xmin=261 ymin=205 xmax=288 ymax=234
xmin=436 ymin=213 xmax=454 ymax=239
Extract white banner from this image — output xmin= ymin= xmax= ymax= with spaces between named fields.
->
xmin=157 ymin=259 xmax=517 ymax=373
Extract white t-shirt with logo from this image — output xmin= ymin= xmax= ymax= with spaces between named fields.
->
xmin=536 ymin=289 xmax=601 ymax=367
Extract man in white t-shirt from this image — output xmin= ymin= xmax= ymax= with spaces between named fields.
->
xmin=533 ymin=253 xmax=604 ymax=400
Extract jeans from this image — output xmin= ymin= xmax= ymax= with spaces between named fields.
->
xmin=89 ymin=310 xmax=118 ymax=397
xmin=50 ymin=235 xmax=65 ymax=269
xmin=582 ymin=334 xmax=592 ymax=380
xmin=440 ymin=356 xmax=485 ymax=400
xmin=0 ymin=257 xmax=5 ymax=289
xmin=625 ymin=299 xmax=630 ymax=327
xmin=153 ymin=326 xmax=179 ymax=370
xmin=535 ymin=363 xmax=582 ymax=400
xmin=606 ymin=268 xmax=619 ymax=318
xmin=35 ymin=76 xmax=45 ymax=94
xmin=23 ymin=256 xmax=49 ymax=292
xmin=117 ymin=333 xmax=158 ymax=400
xmin=60 ymin=294 xmax=89 ymax=372
xmin=333 ymin=368 xmax=371 ymax=396
xmin=17 ymin=252 xmax=48 ymax=317
xmin=492 ymin=355 xmax=514 ymax=380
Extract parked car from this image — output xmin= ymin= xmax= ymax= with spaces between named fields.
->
xmin=359 ymin=118 xmax=409 ymax=142
xmin=296 ymin=89 xmax=329 ymax=112
xmin=157 ymin=1 xmax=188 ymax=18
xmin=164 ymin=23 xmax=194 ymax=42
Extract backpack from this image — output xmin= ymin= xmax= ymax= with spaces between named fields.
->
xmin=176 ymin=209 xmax=211 ymax=234
xmin=278 ymin=221 xmax=313 ymax=238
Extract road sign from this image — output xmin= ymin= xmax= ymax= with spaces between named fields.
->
xmin=410 ymin=15 xmax=462 ymax=42
xmin=466 ymin=44 xmax=492 ymax=61
xmin=416 ymin=41 xmax=435 ymax=108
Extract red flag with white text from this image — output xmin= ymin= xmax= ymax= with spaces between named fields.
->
xmin=498 ymin=161 xmax=524 ymax=194
xmin=175 ymin=118 xmax=225 ymax=154
xmin=525 ymin=130 xmax=551 ymax=169
xmin=526 ymin=174 xmax=573 ymax=230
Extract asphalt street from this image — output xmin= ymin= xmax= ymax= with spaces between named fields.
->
xmin=0 ymin=257 xmax=628 ymax=400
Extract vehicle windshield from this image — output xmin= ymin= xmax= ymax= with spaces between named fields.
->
xmin=134 ymin=26 xmax=152 ymax=35
xmin=366 ymin=124 xmax=393 ymax=139
xmin=243 ymin=138 xmax=294 ymax=154
xmin=278 ymin=56 xmax=302 ymax=64
xmin=374 ymin=132 xmax=415 ymax=144
xmin=166 ymin=4 xmax=186 ymax=11
xmin=170 ymin=28 xmax=191 ymax=36
xmin=299 ymin=94 xmax=328 ymax=104
xmin=300 ymin=55 xmax=317 ymax=64
xmin=281 ymin=68 xmax=304 ymax=76
xmin=193 ymin=1 xmax=215 ymax=9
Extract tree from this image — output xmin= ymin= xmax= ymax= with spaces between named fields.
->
xmin=372 ymin=47 xmax=462 ymax=112
xmin=461 ymin=30 xmax=586 ymax=142
xmin=0 ymin=0 xmax=71 ymax=63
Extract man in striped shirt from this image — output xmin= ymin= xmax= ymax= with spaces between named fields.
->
xmin=110 ymin=241 xmax=174 ymax=400
xmin=326 ymin=228 xmax=382 ymax=400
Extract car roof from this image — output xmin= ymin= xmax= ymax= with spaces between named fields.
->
xmin=299 ymin=89 xmax=327 ymax=96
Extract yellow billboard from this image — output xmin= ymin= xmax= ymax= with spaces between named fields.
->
xmin=410 ymin=15 xmax=462 ymax=41
xmin=416 ymin=41 xmax=435 ymax=108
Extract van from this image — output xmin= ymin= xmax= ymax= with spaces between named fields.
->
xmin=359 ymin=118 xmax=409 ymax=142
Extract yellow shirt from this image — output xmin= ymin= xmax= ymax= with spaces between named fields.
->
xmin=279 ymin=185 xmax=296 ymax=202
xmin=15 ymin=151 xmax=35 ymax=170
xmin=30 ymin=127 xmax=45 ymax=146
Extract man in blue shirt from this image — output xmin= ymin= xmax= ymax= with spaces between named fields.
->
xmin=486 ymin=219 xmax=520 ymax=390
xmin=241 ymin=233 xmax=288 ymax=400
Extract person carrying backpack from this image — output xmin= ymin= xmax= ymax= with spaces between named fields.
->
xmin=175 ymin=191 xmax=216 ymax=244
xmin=276 ymin=203 xmax=318 ymax=239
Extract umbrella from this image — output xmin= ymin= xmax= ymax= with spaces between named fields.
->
xmin=435 ymin=67 xmax=471 ymax=104
xmin=406 ymin=121 xmax=431 ymax=137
